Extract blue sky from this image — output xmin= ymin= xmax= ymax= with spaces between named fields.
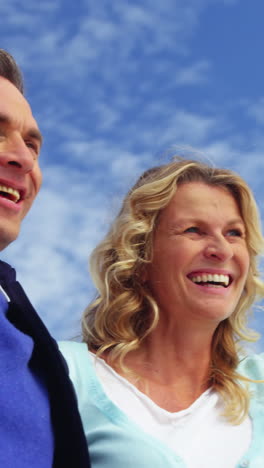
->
xmin=1 ymin=0 xmax=264 ymax=348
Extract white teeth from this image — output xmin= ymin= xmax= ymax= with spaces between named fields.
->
xmin=191 ymin=273 xmax=230 ymax=286
xmin=219 ymin=274 xmax=229 ymax=286
xmin=0 ymin=185 xmax=20 ymax=203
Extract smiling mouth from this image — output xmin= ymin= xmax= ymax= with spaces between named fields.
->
xmin=0 ymin=184 xmax=21 ymax=203
xmin=188 ymin=273 xmax=232 ymax=288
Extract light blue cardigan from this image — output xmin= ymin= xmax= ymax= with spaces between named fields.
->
xmin=58 ymin=341 xmax=264 ymax=468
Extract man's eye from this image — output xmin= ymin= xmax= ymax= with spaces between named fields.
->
xmin=25 ymin=141 xmax=39 ymax=155
xmin=26 ymin=141 xmax=36 ymax=150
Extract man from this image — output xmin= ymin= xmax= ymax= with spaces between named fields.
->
xmin=0 ymin=50 xmax=90 ymax=467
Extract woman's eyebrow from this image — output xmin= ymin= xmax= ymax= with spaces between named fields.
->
xmin=225 ymin=218 xmax=245 ymax=227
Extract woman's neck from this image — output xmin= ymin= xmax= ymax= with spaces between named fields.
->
xmin=117 ymin=324 xmax=215 ymax=412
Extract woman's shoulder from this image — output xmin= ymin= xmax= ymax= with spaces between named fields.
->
xmin=237 ymin=352 xmax=264 ymax=380
xmin=237 ymin=352 xmax=264 ymax=408
xmin=58 ymin=340 xmax=93 ymax=386
xmin=58 ymin=340 xmax=89 ymax=364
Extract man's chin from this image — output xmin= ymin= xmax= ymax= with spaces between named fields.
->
xmin=0 ymin=227 xmax=20 ymax=251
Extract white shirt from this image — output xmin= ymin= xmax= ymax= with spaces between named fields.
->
xmin=90 ymin=352 xmax=252 ymax=468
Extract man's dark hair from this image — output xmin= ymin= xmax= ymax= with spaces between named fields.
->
xmin=0 ymin=49 xmax=24 ymax=94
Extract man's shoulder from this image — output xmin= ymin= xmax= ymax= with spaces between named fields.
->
xmin=0 ymin=260 xmax=16 ymax=282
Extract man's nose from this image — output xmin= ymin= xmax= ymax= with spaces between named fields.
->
xmin=204 ymin=235 xmax=233 ymax=262
xmin=0 ymin=137 xmax=34 ymax=173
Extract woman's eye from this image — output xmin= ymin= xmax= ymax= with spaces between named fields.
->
xmin=226 ymin=229 xmax=243 ymax=237
xmin=184 ymin=226 xmax=200 ymax=233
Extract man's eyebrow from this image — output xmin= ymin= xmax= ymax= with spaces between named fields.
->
xmin=0 ymin=112 xmax=11 ymax=125
xmin=0 ymin=112 xmax=43 ymax=147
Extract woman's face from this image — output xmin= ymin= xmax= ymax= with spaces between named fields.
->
xmin=145 ymin=182 xmax=250 ymax=327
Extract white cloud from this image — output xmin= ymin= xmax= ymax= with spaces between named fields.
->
xmin=175 ymin=60 xmax=211 ymax=85
xmin=141 ymin=109 xmax=220 ymax=150
xmin=1 ymin=165 xmax=108 ymax=339
xmin=247 ymin=97 xmax=264 ymax=126
xmin=1 ymin=0 xmax=216 ymax=78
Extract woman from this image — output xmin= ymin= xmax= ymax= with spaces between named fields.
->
xmin=59 ymin=158 xmax=264 ymax=467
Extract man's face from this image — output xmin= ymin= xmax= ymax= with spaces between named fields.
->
xmin=0 ymin=77 xmax=42 ymax=250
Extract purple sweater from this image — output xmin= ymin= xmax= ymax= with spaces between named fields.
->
xmin=0 ymin=290 xmax=54 ymax=467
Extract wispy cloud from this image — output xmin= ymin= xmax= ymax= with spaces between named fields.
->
xmin=247 ymin=97 xmax=264 ymax=126
xmin=174 ymin=60 xmax=211 ymax=86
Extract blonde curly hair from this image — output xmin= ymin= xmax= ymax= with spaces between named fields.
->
xmin=82 ymin=157 xmax=264 ymax=423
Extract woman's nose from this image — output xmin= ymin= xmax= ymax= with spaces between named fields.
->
xmin=204 ymin=236 xmax=233 ymax=262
